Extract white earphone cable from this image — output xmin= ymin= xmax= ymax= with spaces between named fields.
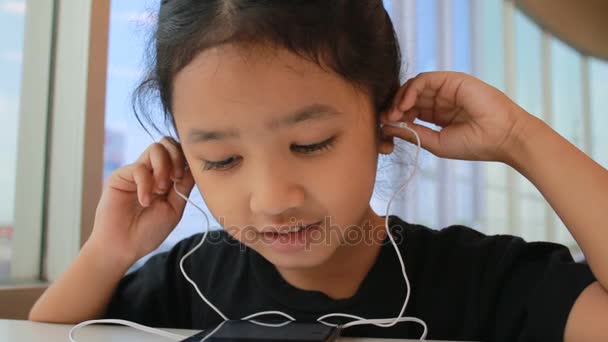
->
xmin=68 ymin=319 xmax=188 ymax=341
xmin=69 ymin=120 xmax=428 ymax=341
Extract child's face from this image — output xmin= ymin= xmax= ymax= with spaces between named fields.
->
xmin=172 ymin=44 xmax=387 ymax=269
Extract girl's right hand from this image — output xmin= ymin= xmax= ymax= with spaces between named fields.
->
xmin=88 ymin=136 xmax=196 ymax=264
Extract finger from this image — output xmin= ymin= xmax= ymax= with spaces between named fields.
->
xmin=397 ymin=75 xmax=427 ymax=114
xmin=402 ymin=107 xmax=420 ymax=125
xmin=409 ymin=123 xmax=442 ymax=156
xmin=387 ymin=79 xmax=410 ymax=118
xmin=148 ymin=143 xmax=173 ymax=193
xmin=158 ymin=136 xmax=186 ymax=180
xmin=397 ymin=72 xmax=456 ymax=114
xmin=385 ymin=77 xmax=415 ymax=122
xmin=132 ymin=163 xmax=154 ymax=207
xmin=167 ymin=164 xmax=196 ymax=213
xmin=381 ymin=107 xmax=421 ymax=132
xmin=382 ymin=123 xmax=441 ymax=156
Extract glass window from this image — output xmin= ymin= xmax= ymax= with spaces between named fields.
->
xmin=473 ymin=0 xmax=511 ymax=232
xmin=412 ymin=0 xmax=443 ymax=142
xmin=451 ymin=0 xmax=471 ymax=73
xmin=514 ymin=11 xmax=543 ymax=120
xmin=519 ymin=196 xmax=547 ymax=242
xmin=483 ymin=189 xmax=509 ymax=235
xmin=512 ymin=11 xmax=548 ymax=243
xmin=554 ymin=212 xmax=577 ymax=253
xmin=474 ymin=0 xmax=505 ymax=92
xmin=383 ymin=0 xmax=396 ymax=21
xmin=513 ymin=11 xmax=543 ymax=227
xmin=450 ymin=0 xmax=479 ymax=229
xmin=417 ymin=176 xmax=439 ymax=228
xmin=415 ymin=0 xmax=437 ymax=73
xmin=590 ymin=58 xmax=608 ymax=169
xmin=454 ymin=180 xmax=475 ymax=225
xmin=412 ymin=0 xmax=441 ymax=226
xmin=551 ymin=38 xmax=585 ymax=152
xmin=0 ymin=0 xmax=27 ymax=282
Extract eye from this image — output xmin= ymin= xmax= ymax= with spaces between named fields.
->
xmin=292 ymin=136 xmax=337 ymax=154
xmin=201 ymin=136 xmax=337 ymax=172
xmin=201 ymin=155 xmax=241 ymax=171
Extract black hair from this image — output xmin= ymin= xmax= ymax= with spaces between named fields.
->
xmin=133 ymin=0 xmax=404 ymax=143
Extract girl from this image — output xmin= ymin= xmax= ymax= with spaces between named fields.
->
xmin=29 ymin=1 xmax=608 ymax=341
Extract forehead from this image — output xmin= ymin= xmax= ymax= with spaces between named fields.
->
xmin=171 ymin=44 xmax=371 ymax=128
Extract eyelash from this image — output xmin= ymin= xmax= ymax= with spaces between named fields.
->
xmin=201 ymin=136 xmax=337 ymax=171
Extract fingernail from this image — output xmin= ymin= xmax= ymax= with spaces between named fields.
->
xmin=389 ymin=110 xmax=402 ymax=121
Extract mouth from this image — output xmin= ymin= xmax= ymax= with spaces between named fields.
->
xmin=260 ymin=221 xmax=321 ymax=236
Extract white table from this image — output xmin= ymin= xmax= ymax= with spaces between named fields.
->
xmin=0 ymin=319 xmax=461 ymax=341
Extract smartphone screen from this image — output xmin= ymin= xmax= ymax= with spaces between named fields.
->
xmin=180 ymin=320 xmax=341 ymax=342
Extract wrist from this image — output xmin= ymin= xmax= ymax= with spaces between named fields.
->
xmin=501 ymin=112 xmax=547 ymax=170
xmin=81 ymin=235 xmax=137 ymax=272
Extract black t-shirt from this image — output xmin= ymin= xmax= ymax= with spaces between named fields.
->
xmin=104 ymin=215 xmax=596 ymax=341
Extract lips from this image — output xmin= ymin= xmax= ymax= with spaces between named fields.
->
xmin=260 ymin=221 xmax=321 ymax=235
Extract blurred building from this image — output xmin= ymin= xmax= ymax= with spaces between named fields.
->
xmin=103 ymin=128 xmax=126 ymax=183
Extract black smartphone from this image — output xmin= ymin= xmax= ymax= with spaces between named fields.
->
xmin=180 ymin=320 xmax=341 ymax=342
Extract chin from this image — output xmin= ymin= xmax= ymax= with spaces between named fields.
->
xmin=258 ymin=243 xmax=338 ymax=270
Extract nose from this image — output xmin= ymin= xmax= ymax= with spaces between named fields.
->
xmin=249 ymin=161 xmax=305 ymax=217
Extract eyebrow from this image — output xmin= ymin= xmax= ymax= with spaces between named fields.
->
xmin=186 ymin=104 xmax=342 ymax=144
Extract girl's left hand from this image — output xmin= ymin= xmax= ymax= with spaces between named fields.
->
xmin=382 ymin=71 xmax=536 ymax=163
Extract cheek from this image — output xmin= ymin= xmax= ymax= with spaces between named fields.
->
xmin=319 ymin=131 xmax=379 ymax=216
xmin=191 ymin=173 xmax=247 ymax=229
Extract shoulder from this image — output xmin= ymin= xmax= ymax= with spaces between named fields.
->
xmin=388 ymin=215 xmax=596 ymax=341
xmin=388 ymin=215 xmax=572 ymax=265
xmin=387 ymin=214 xmax=594 ymax=295
xmin=394 ymin=218 xmax=595 ymax=341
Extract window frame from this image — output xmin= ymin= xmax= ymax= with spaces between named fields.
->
xmin=9 ymin=0 xmax=55 ymax=284
xmin=0 ymin=0 xmax=109 ymax=319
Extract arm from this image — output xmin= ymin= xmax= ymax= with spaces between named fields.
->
xmin=29 ymin=137 xmax=193 ymax=324
xmin=504 ymin=115 xmax=608 ymax=341
xmin=564 ymin=282 xmax=608 ymax=342
xmin=28 ymin=238 xmax=135 ymax=323
xmin=384 ymin=71 xmax=608 ymax=340
xmin=505 ymin=115 xmax=608 ymax=290
xmin=384 ymin=72 xmax=608 ymax=272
